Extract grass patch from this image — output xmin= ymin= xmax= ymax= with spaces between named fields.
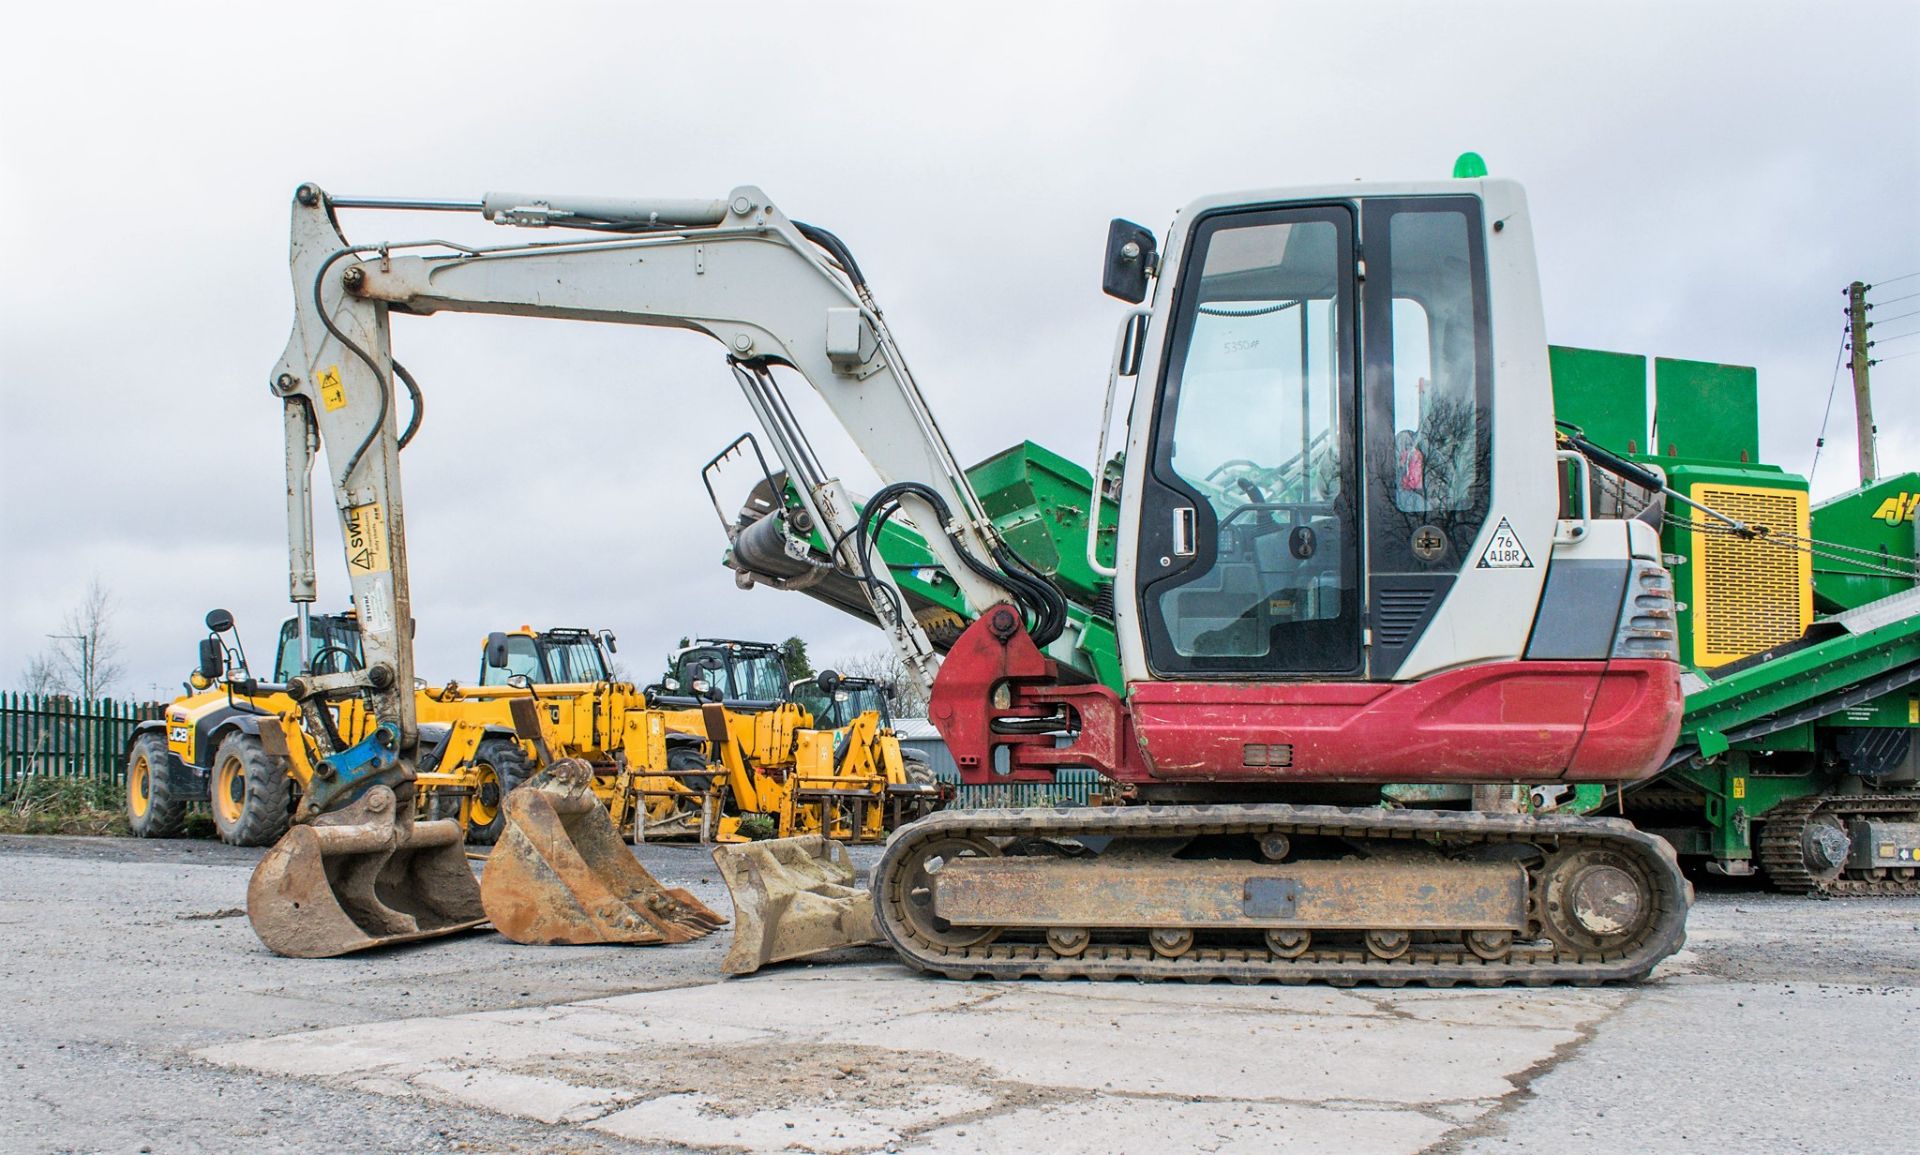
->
xmin=0 ymin=776 xmax=128 ymax=836
xmin=736 ymin=813 xmax=779 ymax=841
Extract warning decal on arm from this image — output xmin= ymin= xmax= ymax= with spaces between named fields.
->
xmin=317 ymin=364 xmax=347 ymax=411
xmin=343 ymin=502 xmax=390 ymax=574
xmin=1476 ymin=517 xmax=1534 ymax=569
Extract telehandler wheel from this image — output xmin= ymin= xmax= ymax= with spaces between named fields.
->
xmin=464 ymin=738 xmax=532 ymax=846
xmin=667 ymin=746 xmax=713 ymax=792
xmin=208 ymin=732 xmax=293 ymax=847
xmin=125 ymin=732 xmax=187 ymax=838
xmin=900 ymin=748 xmax=937 ymax=789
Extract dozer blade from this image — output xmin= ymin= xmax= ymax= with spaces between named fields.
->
xmin=481 ymin=759 xmax=726 ymax=945
xmin=711 ymin=834 xmax=879 ymax=976
xmin=248 ymin=785 xmax=486 ymax=958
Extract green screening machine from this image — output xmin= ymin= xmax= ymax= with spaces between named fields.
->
xmin=718 ymin=347 xmax=1920 ymax=895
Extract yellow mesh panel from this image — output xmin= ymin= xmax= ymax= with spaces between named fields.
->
xmin=1689 ymin=484 xmax=1812 ymax=668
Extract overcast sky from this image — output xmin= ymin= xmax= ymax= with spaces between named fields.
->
xmin=3 ymin=0 xmax=1916 ymax=700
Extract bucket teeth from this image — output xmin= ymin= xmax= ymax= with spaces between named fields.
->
xmin=480 ymin=759 xmax=727 ymax=945
xmin=712 ymin=834 xmax=879 ymax=976
xmin=246 ymin=785 xmax=486 ymax=958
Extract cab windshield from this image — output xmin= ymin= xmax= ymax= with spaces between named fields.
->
xmin=478 ymin=632 xmax=610 ymax=686
xmin=789 ymin=681 xmax=891 ymax=729
xmin=273 ymin=615 xmax=364 ymax=682
xmin=677 ymin=647 xmax=788 ymax=701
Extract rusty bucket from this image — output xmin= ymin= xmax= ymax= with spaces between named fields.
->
xmin=247 ymin=785 xmax=486 ymax=958
xmin=480 ymin=759 xmax=726 ymax=945
xmin=711 ymin=834 xmax=879 ymax=975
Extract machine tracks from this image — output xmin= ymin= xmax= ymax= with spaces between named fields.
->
xmin=873 ymin=804 xmax=1692 ymax=987
xmin=1756 ymin=793 xmax=1920 ymax=896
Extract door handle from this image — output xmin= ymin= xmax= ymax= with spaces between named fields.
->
xmin=1171 ymin=507 xmax=1196 ymax=557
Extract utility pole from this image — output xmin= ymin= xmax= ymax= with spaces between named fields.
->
xmin=1849 ymin=280 xmax=1877 ymax=485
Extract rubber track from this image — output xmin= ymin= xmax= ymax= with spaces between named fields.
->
xmin=1756 ymin=793 xmax=1920 ymax=897
xmin=873 ymin=804 xmax=1693 ymax=987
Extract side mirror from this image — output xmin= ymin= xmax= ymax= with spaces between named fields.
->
xmin=1102 ymin=218 xmax=1158 ymax=304
xmin=884 ymin=683 xmax=898 ymax=701
xmin=485 ymin=631 xmax=511 ymax=669
xmin=205 ymin=608 xmax=235 ymax=634
xmin=815 ymin=669 xmax=841 ymax=695
xmin=599 ymin=629 xmax=618 ymax=654
xmin=197 ymin=638 xmax=225 ymax=681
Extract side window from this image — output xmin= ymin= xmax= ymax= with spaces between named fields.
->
xmin=274 ymin=621 xmax=299 ymax=683
xmin=1363 ymin=198 xmax=1491 ymax=578
xmin=1385 ymin=210 xmax=1481 ymax=516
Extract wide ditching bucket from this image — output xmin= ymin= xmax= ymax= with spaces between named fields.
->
xmin=712 ymin=834 xmax=879 ymax=975
xmin=480 ymin=760 xmax=726 ymax=945
xmin=247 ymin=785 xmax=486 ymax=958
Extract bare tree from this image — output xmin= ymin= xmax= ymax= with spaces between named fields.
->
xmin=826 ymin=647 xmax=929 ymax=718
xmin=21 ymin=578 xmax=126 ymax=700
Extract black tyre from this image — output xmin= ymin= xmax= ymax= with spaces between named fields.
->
xmin=464 ymin=738 xmax=533 ymax=845
xmin=208 ymin=732 xmax=293 ymax=847
xmin=125 ymin=732 xmax=188 ymax=838
xmin=667 ymin=746 xmax=714 ymax=792
xmin=900 ymin=747 xmax=937 ymax=788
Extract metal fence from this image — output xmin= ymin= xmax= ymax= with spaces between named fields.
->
xmin=0 ymin=693 xmax=164 ymax=793
xmin=934 ymin=766 xmax=1105 ymax=808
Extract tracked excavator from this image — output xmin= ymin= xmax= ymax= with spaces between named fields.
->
xmin=255 ymin=171 xmax=1691 ymax=982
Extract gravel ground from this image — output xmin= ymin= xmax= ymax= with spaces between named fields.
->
xmin=1 ymin=833 xmax=1913 ymax=1154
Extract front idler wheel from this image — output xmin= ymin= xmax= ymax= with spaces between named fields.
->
xmin=895 ymin=836 xmax=1002 ymax=950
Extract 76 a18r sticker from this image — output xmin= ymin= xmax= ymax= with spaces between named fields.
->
xmin=1477 ymin=517 xmax=1533 ymax=569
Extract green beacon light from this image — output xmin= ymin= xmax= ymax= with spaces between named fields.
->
xmin=1452 ymin=151 xmax=1489 ymax=179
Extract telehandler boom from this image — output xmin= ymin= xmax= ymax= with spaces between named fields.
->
xmin=259 ymin=174 xmax=1691 ymax=981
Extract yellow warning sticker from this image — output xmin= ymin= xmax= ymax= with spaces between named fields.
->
xmin=317 ymin=364 xmax=347 ymax=411
xmin=343 ymin=503 xmax=389 ymax=574
xmin=1731 ymin=777 xmax=1746 ymax=800
xmin=1909 ymin=696 xmax=1917 ymax=725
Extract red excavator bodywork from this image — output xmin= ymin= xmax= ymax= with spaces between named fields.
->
xmin=928 ymin=605 xmax=1682 ymax=787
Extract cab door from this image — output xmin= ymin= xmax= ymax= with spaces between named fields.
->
xmin=1135 ymin=204 xmax=1361 ymax=677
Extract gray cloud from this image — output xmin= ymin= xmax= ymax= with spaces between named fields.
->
xmin=2 ymin=0 xmax=1915 ymax=697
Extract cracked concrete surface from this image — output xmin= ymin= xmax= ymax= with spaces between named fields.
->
xmin=4 ymin=835 xmax=1915 ymax=1154
xmin=197 ymin=969 xmax=1623 ymax=1152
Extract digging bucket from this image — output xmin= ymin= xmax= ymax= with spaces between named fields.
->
xmin=480 ymin=759 xmax=726 ymax=945
xmin=247 ymin=785 xmax=486 ymax=958
xmin=711 ymin=834 xmax=879 ymax=975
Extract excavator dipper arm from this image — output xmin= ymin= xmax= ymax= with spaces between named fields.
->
xmin=255 ymin=183 xmax=1043 ymax=960
xmin=273 ymin=184 xmax=1039 ymax=713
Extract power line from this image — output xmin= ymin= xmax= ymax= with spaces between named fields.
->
xmin=1873 ymin=270 xmax=1920 ymax=287
xmin=1877 ymin=350 xmax=1920 ymax=363
xmin=1809 ymin=325 xmax=1850 ymax=481
xmin=1871 ymin=329 xmax=1920 ymax=345
xmin=1870 ymin=291 xmax=1920 ymax=307
xmin=1871 ymin=309 xmax=1920 ymax=326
